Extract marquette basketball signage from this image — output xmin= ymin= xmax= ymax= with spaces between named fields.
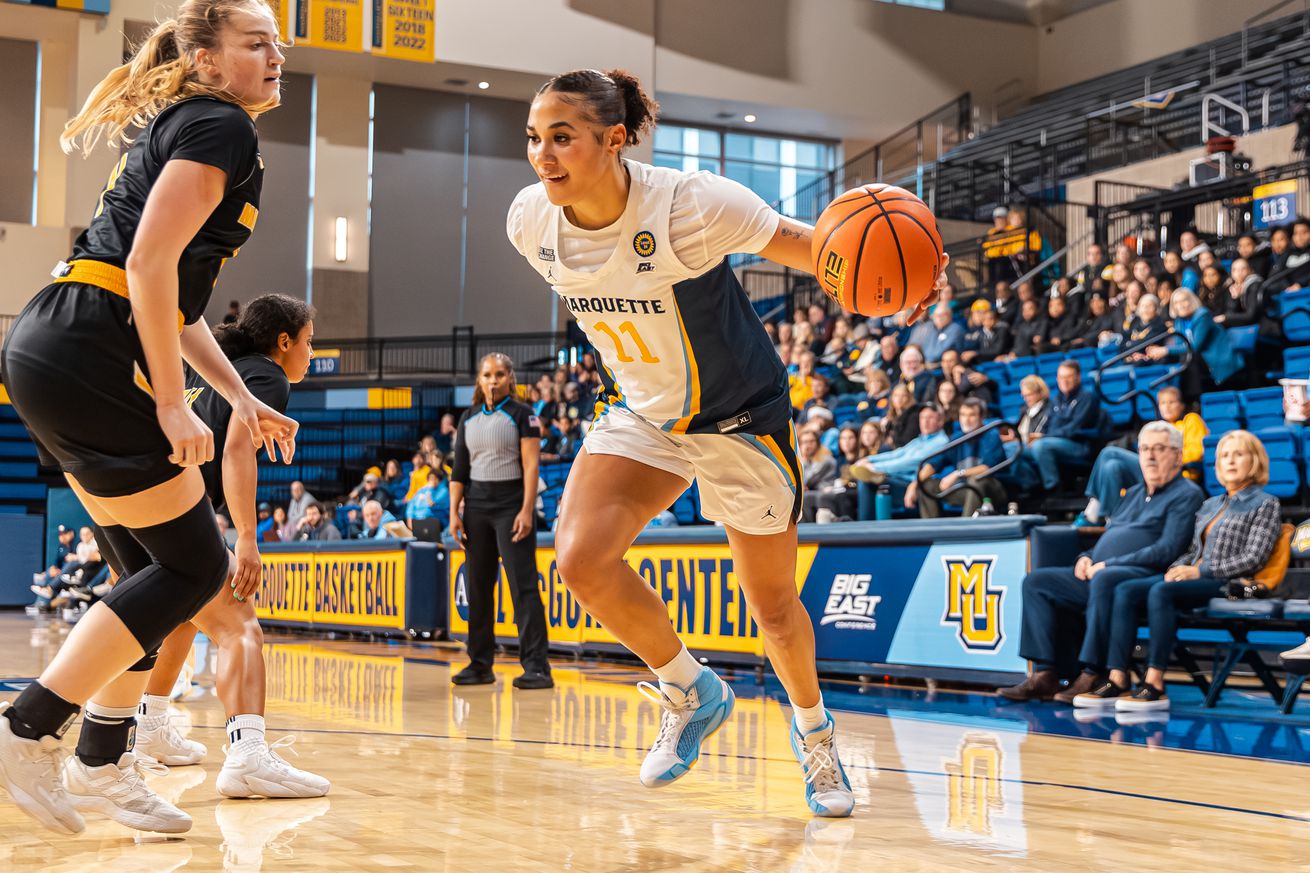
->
xmin=449 ymin=535 xmax=1028 ymax=674
xmin=942 ymin=556 xmax=1005 ymax=652
xmin=256 ymin=549 xmax=406 ymax=630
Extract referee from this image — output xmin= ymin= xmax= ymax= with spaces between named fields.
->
xmin=450 ymin=353 xmax=553 ymax=689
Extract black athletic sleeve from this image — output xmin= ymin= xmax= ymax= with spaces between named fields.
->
xmin=152 ymin=100 xmax=257 ymax=188
xmin=451 ymin=411 xmax=472 ymax=486
xmin=511 ymin=402 xmax=542 ymax=439
xmin=244 ymin=366 xmax=291 ymax=415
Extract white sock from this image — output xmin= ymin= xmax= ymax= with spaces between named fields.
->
xmin=227 ymin=713 xmax=266 ymax=751
xmin=652 ymin=646 xmax=703 ymax=698
xmin=792 ymin=699 xmax=828 ymax=733
xmin=139 ymin=694 xmax=170 ymax=723
xmin=1083 ymin=498 xmax=1101 ymax=523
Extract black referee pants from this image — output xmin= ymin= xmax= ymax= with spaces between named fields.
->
xmin=463 ymin=496 xmax=550 ymax=675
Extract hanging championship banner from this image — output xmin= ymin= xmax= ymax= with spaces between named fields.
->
xmin=294 ymin=0 xmax=366 ymax=53
xmin=371 ymin=0 xmax=436 ymax=62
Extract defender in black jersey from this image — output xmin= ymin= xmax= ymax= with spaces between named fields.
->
xmin=130 ymin=294 xmax=329 ymax=799
xmin=0 ymin=1 xmax=297 ymax=836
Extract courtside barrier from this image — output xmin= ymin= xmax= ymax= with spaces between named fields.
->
xmin=256 ymin=539 xmax=446 ymax=638
xmin=448 ymin=517 xmax=1046 ymax=685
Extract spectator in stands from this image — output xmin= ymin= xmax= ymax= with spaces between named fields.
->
xmin=1124 ymin=292 xmax=1168 ymax=350
xmin=789 ymin=350 xmax=820 ymax=410
xmin=1267 ymin=218 xmax=1310 ymax=293
xmin=773 ymin=321 xmax=793 ymax=360
xmin=296 ymin=502 xmax=341 ymax=541
xmin=913 ymin=398 xmax=1006 ymax=518
xmin=1213 ymin=258 xmax=1263 ymax=328
xmin=1146 ymin=288 xmax=1243 ymax=393
xmin=984 ymin=206 xmax=1021 ymax=286
xmin=1074 ymin=293 xmax=1116 ymax=348
xmin=1112 ymin=242 xmax=1134 ymax=273
xmin=1238 ymin=233 xmax=1271 ymax=279
xmin=1113 ymin=280 xmax=1144 ymax=336
xmin=1179 ymin=229 xmax=1210 ymax=264
xmin=918 ymin=305 xmax=965 ymax=365
xmin=798 ymin=428 xmax=837 ymax=498
xmin=1157 ymin=249 xmax=1193 ymax=291
xmin=1003 ymin=298 xmax=1045 ymax=359
xmin=1108 ymin=262 xmax=1132 ymax=301
xmin=436 ymin=412 xmax=458 ymax=454
xmin=856 ymin=367 xmax=892 ymax=418
xmin=266 ymin=506 xmax=292 ymax=543
xmin=964 ymin=305 xmax=1012 ymax=363
xmin=807 ymin=424 xmax=863 ymax=523
xmin=286 ymin=480 xmax=316 ymax=533
xmin=1053 ymin=276 xmax=1086 ymax=323
xmin=541 ymin=412 xmax=584 ymax=462
xmin=878 ymin=383 xmax=924 ymax=450
xmin=403 ymin=452 xmax=432 ymax=503
xmin=1074 ymin=387 xmax=1208 ymax=526
xmin=899 ymin=345 xmax=936 ymax=403
xmin=873 ymin=334 xmax=902 ymax=384
xmin=353 ymin=500 xmax=400 ymax=540
xmin=999 ymin=420 xmax=1204 ymax=702
xmin=823 ymin=317 xmax=852 ymax=361
xmin=1040 ymin=296 xmax=1079 ymax=354
xmin=350 ymin=471 xmax=395 ymax=512
xmin=1131 ymin=258 xmax=1154 ymax=290
xmin=850 ymin=405 xmax=950 ymax=509
xmin=383 ymin=458 xmax=408 ymax=504
xmin=255 ymin=502 xmax=275 ymax=541
xmin=1095 ymin=430 xmax=1281 ymax=711
xmin=801 ymin=373 xmax=834 ymax=420
xmin=1078 ymin=243 xmax=1111 ymax=285
xmin=1270 ymin=225 xmax=1291 ymax=263
xmin=222 ymin=299 xmax=240 ymax=325
xmin=952 ymin=362 xmax=997 ymax=409
xmin=1014 ymin=375 xmax=1051 ymax=469
xmin=993 ymin=281 xmax=1019 ymax=326
xmin=406 ymin=468 xmax=450 ymax=529
xmin=935 ymin=379 xmax=961 ymax=427
xmin=857 ymin=419 xmax=881 ymax=458
xmin=1024 ymin=360 xmax=1101 ymax=491
xmin=808 ymin=302 xmax=832 ymax=344
xmin=1198 ymin=265 xmax=1228 ymax=315
xmin=839 ymin=322 xmax=878 ymax=384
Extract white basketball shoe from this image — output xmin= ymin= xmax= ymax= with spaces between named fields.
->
xmin=62 ymin=751 xmax=193 ymax=833
xmin=0 ymin=702 xmax=84 ymax=834
xmin=216 ymin=736 xmax=331 ymax=798
xmin=790 ymin=714 xmax=855 ymax=818
xmin=638 ymin=666 xmax=735 ymax=787
xmin=135 ymin=712 xmax=207 ymax=766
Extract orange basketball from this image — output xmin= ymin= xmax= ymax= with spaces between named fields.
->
xmin=812 ymin=184 xmax=944 ymax=317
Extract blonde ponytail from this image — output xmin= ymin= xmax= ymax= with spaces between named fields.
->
xmin=61 ymin=1 xmax=282 ymax=157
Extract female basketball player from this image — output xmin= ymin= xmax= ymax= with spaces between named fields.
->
xmin=509 ymin=69 xmax=945 ymax=817
xmin=0 ymin=0 xmax=296 ymax=834
xmin=132 ymin=294 xmax=329 ymax=799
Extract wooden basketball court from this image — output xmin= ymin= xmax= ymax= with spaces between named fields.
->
xmin=0 ymin=613 xmax=1306 ymax=871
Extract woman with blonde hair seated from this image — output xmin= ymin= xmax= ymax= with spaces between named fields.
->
xmin=1075 ymin=430 xmax=1281 ymax=711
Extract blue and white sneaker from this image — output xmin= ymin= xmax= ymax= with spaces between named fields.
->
xmin=790 ymin=714 xmax=854 ymax=818
xmin=637 ymin=667 xmax=735 ymax=787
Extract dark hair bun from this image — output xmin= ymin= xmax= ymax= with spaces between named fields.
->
xmin=604 ymin=68 xmax=659 ymax=146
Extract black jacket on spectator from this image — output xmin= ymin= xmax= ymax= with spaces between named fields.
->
xmin=1017 ymin=399 xmax=1050 ymax=440
xmin=1010 ymin=315 xmax=1046 ymax=357
xmin=1123 ymin=316 xmax=1169 ymax=346
xmin=1075 ymin=312 xmax=1116 ymax=347
xmin=956 ymin=372 xmax=996 ymax=407
xmin=1269 ymin=248 xmax=1310 ymax=292
xmin=1220 ymin=276 xmax=1265 ymax=328
xmin=994 ymin=296 xmax=1020 ymax=326
xmin=966 ymin=323 xmax=1011 ymax=361
xmin=1061 ymin=287 xmax=1088 ymax=323
xmin=903 ymin=372 xmax=937 ymax=404
xmin=1041 ymin=313 xmax=1081 ymax=353
xmin=1046 ymin=384 xmax=1101 ymax=444
xmin=886 ymin=403 xmax=925 ymax=449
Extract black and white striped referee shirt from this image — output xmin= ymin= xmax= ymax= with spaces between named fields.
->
xmin=451 ymin=397 xmax=541 ymax=486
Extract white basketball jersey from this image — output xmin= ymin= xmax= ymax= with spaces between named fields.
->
xmin=511 ymin=160 xmax=792 ymax=436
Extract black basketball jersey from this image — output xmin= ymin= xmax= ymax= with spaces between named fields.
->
xmin=187 ymin=355 xmax=290 ymax=512
xmin=70 ymin=96 xmax=263 ymax=324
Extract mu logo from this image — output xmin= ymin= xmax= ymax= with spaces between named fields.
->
xmin=941 ymin=556 xmax=1005 ymax=651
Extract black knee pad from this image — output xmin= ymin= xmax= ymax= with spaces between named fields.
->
xmin=93 ymin=523 xmax=151 ymax=578
xmin=127 ymin=649 xmax=159 ymax=672
xmin=100 ymin=497 xmax=230 ymax=654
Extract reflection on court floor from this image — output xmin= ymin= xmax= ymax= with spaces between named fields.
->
xmin=1 ymin=615 xmax=1308 ymax=871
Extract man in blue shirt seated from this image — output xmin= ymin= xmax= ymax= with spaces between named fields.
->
xmin=998 ymin=421 xmax=1205 ymax=701
xmin=917 ymin=304 xmax=965 ymax=365
xmin=354 ymin=499 xmax=405 ymax=540
xmin=911 ymin=398 xmax=1006 ymax=518
xmin=1022 ymin=359 xmax=1101 ymax=490
xmin=849 ymin=405 xmax=950 ymax=518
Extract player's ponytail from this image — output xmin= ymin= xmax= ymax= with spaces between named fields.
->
xmin=536 ymin=68 xmax=660 ymax=148
xmin=213 ymin=293 xmax=315 ymax=361
xmin=61 ymin=0 xmax=283 ymax=156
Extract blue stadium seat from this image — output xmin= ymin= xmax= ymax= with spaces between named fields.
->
xmin=1034 ymin=354 xmax=1063 ymax=384
xmin=1279 ymin=289 xmax=1310 ymax=343
xmin=976 ymin=361 xmax=1008 ymax=387
xmin=1097 ymin=366 xmax=1135 ymax=426
xmin=1201 ymin=391 xmax=1244 ymax=427
xmin=1007 ymin=358 xmax=1037 ymax=381
xmin=1283 ymin=345 xmax=1310 ymax=381
xmin=1131 ymin=365 xmax=1179 ymax=419
xmin=1067 ymin=347 xmax=1098 ymax=373
xmin=1242 ymin=387 xmax=1286 ymax=432
xmin=0 ymin=441 xmax=37 ymax=459
xmin=1228 ymin=324 xmax=1258 ymax=354
xmin=0 ymin=462 xmax=36 ymax=479
xmin=1266 ymin=459 xmax=1301 ymax=498
xmin=1256 ymin=427 xmax=1299 ymax=460
xmin=1202 ymin=434 xmax=1223 ymax=494
xmin=0 ymin=407 xmax=21 ymax=423
xmin=0 ymin=482 xmax=46 ymax=500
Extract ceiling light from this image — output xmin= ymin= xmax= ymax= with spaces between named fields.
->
xmin=477 ymin=81 xmax=490 ymax=90
xmin=743 ymin=114 xmax=757 ymax=123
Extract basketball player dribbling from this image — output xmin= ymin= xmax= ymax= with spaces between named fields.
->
xmin=507 ymin=68 xmax=948 ymax=817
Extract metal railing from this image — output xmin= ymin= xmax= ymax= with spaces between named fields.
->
xmin=313 ymin=329 xmax=565 ymax=381
xmin=1093 ymin=333 xmax=1196 ymax=422
xmin=914 ymin=419 xmax=1023 ymax=508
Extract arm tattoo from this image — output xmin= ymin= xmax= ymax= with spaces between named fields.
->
xmin=780 ymin=226 xmax=808 ymax=240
